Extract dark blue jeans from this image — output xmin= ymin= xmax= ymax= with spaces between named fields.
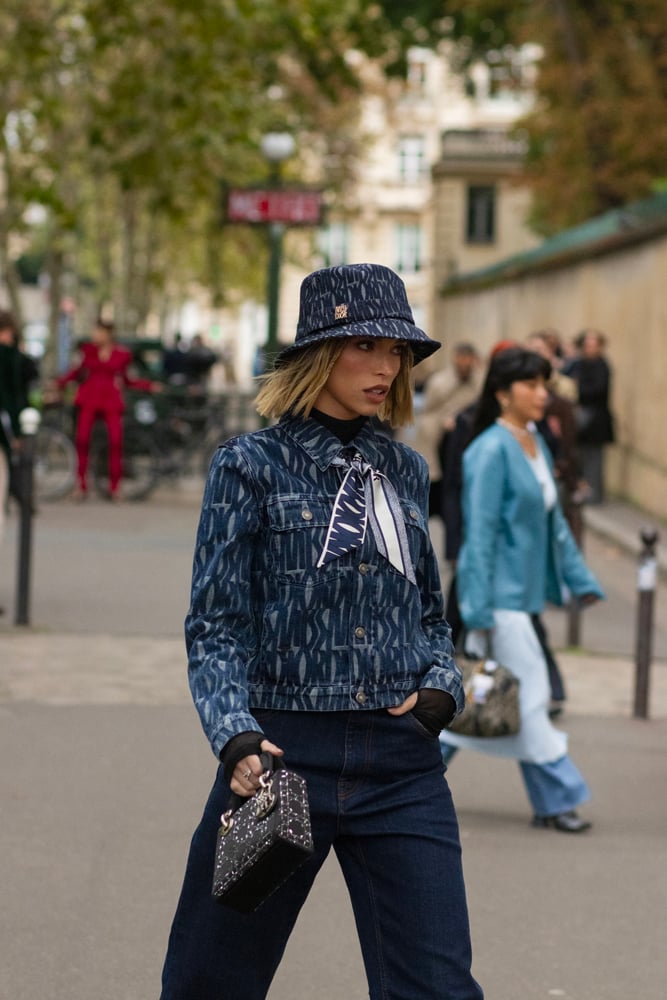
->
xmin=161 ymin=710 xmax=483 ymax=1000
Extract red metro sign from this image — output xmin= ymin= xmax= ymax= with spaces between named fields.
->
xmin=225 ymin=187 xmax=324 ymax=226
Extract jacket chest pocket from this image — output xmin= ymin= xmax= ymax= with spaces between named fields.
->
xmin=399 ymin=499 xmax=428 ymax=565
xmin=266 ymin=498 xmax=347 ymax=588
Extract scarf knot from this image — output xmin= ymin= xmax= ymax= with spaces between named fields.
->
xmin=317 ymin=452 xmax=416 ymax=584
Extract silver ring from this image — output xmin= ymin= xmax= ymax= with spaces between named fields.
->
xmin=243 ymin=769 xmax=252 ymax=780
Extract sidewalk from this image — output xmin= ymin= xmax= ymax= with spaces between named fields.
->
xmin=1 ymin=492 xmax=666 ymax=718
xmin=2 ymin=493 xmax=667 ymax=1000
xmin=1 ymin=630 xmax=666 ymax=720
xmin=583 ymin=497 xmax=667 ymax=575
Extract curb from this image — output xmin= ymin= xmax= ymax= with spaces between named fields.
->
xmin=582 ymin=505 xmax=667 ymax=578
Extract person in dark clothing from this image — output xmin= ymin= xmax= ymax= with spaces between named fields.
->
xmin=0 ymin=311 xmax=40 ymax=506
xmin=185 ymin=334 xmax=218 ymax=386
xmin=440 ymin=401 xmax=475 ymax=646
xmin=0 ymin=311 xmax=24 ymax=612
xmin=162 ymin=333 xmax=190 ymax=386
xmin=566 ymin=329 xmax=615 ymax=504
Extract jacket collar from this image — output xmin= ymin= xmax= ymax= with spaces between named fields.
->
xmin=279 ymin=413 xmax=387 ymax=471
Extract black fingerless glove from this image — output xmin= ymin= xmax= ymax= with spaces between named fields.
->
xmin=412 ymin=689 xmax=457 ymax=737
xmin=220 ymin=731 xmax=264 ymax=783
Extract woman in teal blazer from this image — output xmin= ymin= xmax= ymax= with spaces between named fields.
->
xmin=440 ymin=347 xmax=604 ymax=833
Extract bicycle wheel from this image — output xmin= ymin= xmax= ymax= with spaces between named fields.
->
xmin=92 ymin=425 xmax=160 ymax=501
xmin=33 ymin=427 xmax=77 ymax=501
xmin=199 ymin=426 xmax=226 ymax=478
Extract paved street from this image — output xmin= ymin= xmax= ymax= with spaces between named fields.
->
xmin=1 ymin=488 xmax=667 ymax=1000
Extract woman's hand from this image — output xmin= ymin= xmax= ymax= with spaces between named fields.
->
xmin=387 ymin=692 xmax=418 ymax=716
xmin=389 ymin=689 xmax=457 ymax=735
xmin=230 ymin=738 xmax=284 ymax=797
xmin=579 ymin=592 xmax=599 ymax=608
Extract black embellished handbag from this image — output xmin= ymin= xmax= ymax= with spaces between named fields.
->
xmin=212 ymin=753 xmax=314 ymax=913
xmin=449 ymin=655 xmax=521 ymax=738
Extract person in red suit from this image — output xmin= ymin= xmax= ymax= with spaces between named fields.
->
xmin=56 ymin=319 xmax=158 ymax=500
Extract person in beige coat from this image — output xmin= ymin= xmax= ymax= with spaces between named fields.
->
xmin=412 ymin=342 xmax=481 ymax=517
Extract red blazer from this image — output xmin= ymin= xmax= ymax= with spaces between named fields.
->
xmin=57 ymin=344 xmax=153 ymax=413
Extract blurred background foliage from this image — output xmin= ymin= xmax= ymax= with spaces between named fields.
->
xmin=1 ymin=0 xmax=666 ymax=342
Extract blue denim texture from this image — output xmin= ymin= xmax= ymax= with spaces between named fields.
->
xmin=185 ymin=415 xmax=463 ymax=758
xmin=160 ymin=710 xmax=484 ymax=1000
xmin=519 ymin=758 xmax=591 ymax=817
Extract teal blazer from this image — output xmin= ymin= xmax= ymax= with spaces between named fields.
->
xmin=457 ymin=424 xmax=604 ymax=630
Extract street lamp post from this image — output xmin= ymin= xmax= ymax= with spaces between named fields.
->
xmin=260 ymin=132 xmax=296 ymax=370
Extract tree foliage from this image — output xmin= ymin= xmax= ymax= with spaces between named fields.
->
xmin=0 ymin=0 xmax=403 ymax=355
xmin=439 ymin=0 xmax=667 ymax=234
xmin=5 ymin=0 xmax=664 ymax=350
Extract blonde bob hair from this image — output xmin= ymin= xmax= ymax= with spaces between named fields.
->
xmin=255 ymin=338 xmax=415 ymax=428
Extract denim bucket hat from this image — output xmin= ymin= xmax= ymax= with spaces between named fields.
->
xmin=276 ymin=263 xmax=440 ymax=367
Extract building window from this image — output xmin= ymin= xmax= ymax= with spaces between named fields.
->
xmin=318 ymin=222 xmax=349 ymax=266
xmin=406 ymin=51 xmax=428 ymax=93
xmin=397 ymin=135 xmax=425 ymax=184
xmin=395 ymin=223 xmax=422 ymax=273
xmin=466 ymin=185 xmax=496 ymax=244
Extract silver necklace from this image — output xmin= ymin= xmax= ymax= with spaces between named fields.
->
xmin=496 ymin=417 xmax=533 ymax=439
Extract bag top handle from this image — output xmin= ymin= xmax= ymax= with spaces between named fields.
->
xmin=224 ymin=751 xmax=285 ymax=815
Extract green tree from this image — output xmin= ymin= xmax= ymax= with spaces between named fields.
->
xmin=439 ymin=0 xmax=667 ymax=233
xmin=0 ymin=0 xmax=409 ymax=364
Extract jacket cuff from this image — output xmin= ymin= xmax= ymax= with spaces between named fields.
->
xmin=210 ymin=713 xmax=263 ymax=760
xmin=420 ymin=662 xmax=465 ymax=716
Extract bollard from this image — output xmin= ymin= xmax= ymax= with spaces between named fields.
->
xmin=633 ymin=526 xmax=659 ymax=719
xmin=14 ymin=407 xmax=41 ymax=627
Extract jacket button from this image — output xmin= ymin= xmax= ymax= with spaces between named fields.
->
xmin=354 ymin=626 xmax=366 ymax=639
xmin=358 ymin=563 xmax=369 ymax=574
xmin=301 ymin=509 xmax=313 ymax=521
xmin=355 ymin=689 xmax=367 ymax=704
xmin=409 ymin=509 xmax=419 ymax=520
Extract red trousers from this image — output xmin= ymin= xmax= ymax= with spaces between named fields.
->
xmin=75 ymin=407 xmax=123 ymax=494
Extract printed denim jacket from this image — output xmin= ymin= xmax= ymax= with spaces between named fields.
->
xmin=185 ymin=414 xmax=463 ymax=757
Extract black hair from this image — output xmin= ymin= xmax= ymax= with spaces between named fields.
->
xmin=453 ymin=341 xmax=478 ymax=357
xmin=470 ymin=347 xmax=551 ymax=442
xmin=0 ymin=309 xmax=19 ymax=340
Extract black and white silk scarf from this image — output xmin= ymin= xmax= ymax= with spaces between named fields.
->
xmin=317 ymin=453 xmax=416 ymax=584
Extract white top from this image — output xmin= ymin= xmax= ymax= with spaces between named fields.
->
xmin=526 ymin=442 xmax=558 ymax=511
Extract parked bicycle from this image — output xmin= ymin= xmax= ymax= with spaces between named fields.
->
xmin=32 ymin=396 xmax=160 ymax=502
xmin=105 ymin=387 xmax=230 ymax=498
xmin=33 ymin=385 xmax=258 ymax=502
xmin=33 ymin=401 xmax=77 ymax=501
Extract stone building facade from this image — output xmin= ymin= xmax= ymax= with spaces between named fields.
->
xmin=275 ymin=45 xmax=539 ymax=377
xmin=435 ymin=192 xmax=667 ymax=516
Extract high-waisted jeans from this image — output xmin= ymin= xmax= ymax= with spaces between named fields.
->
xmin=161 ymin=709 xmax=483 ymax=1000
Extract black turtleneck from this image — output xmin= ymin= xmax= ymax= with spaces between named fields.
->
xmin=310 ymin=408 xmax=367 ymax=444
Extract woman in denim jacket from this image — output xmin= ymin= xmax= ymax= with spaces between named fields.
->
xmin=440 ymin=347 xmax=604 ymax=833
xmin=161 ymin=264 xmax=483 ymax=1000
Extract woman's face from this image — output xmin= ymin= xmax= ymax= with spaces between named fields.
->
xmin=499 ymin=375 xmax=549 ymax=426
xmin=93 ymin=324 xmax=113 ymax=348
xmin=314 ymin=337 xmax=407 ymax=420
xmin=582 ymin=332 xmax=603 ymax=358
